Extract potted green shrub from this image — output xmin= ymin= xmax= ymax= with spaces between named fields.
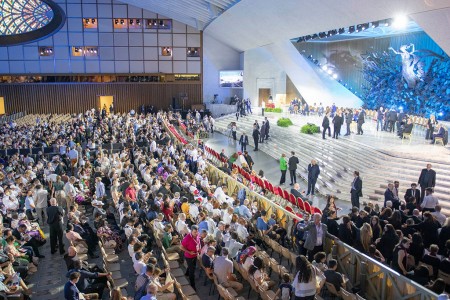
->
xmin=277 ymin=118 xmax=293 ymax=127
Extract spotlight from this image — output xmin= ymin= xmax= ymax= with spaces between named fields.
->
xmin=307 ymin=55 xmax=313 ymax=59
xmin=114 ymin=19 xmax=119 ymax=25
xmin=384 ymin=19 xmax=391 ymax=26
xmin=338 ymin=28 xmax=345 ymax=34
xmin=85 ymin=19 xmax=90 ymax=24
xmin=332 ymin=74 xmax=338 ymax=79
xmin=438 ymin=112 xmax=444 ymax=117
xmin=130 ymin=20 xmax=134 ymax=25
xmin=349 ymin=26 xmax=355 ymax=33
xmin=327 ymin=70 xmax=332 ymax=75
xmin=136 ymin=19 xmax=140 ymax=25
xmin=120 ymin=19 xmax=124 ymax=24
xmin=305 ymin=35 xmax=311 ymax=41
xmin=327 ymin=30 xmax=333 ymax=37
xmin=371 ymin=21 xmax=379 ymax=28
xmin=318 ymin=32 xmax=326 ymax=39
xmin=356 ymin=24 xmax=362 ymax=32
xmin=322 ymin=65 xmax=328 ymax=71
xmin=392 ymin=15 xmax=408 ymax=29
xmin=312 ymin=34 xmax=319 ymax=39
xmin=92 ymin=19 xmax=95 ymax=24
xmin=160 ymin=20 xmax=164 ymax=26
xmin=313 ymin=59 xmax=319 ymax=65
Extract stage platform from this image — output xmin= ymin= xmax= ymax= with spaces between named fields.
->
xmin=213 ymin=111 xmax=450 ymax=215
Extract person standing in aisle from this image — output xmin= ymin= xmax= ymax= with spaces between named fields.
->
xmin=332 ymin=111 xmax=343 ymax=139
xmin=279 ymin=153 xmax=287 ymax=185
xmin=307 ymin=160 xmax=320 ymax=196
xmin=260 ymin=121 xmax=266 ymax=143
xmin=47 ymin=198 xmax=65 ymax=255
xmin=418 ymin=163 xmax=436 ymax=204
xmin=239 ymin=132 xmax=249 ymax=152
xmin=350 ymin=171 xmax=362 ymax=208
xmin=322 ymin=112 xmax=331 ymax=140
xmin=264 ymin=117 xmax=270 ymax=140
xmin=231 ymin=123 xmax=237 ymax=141
xmin=288 ymin=151 xmax=299 ymax=186
xmin=344 ymin=109 xmax=353 ymax=136
xmin=252 ymin=126 xmax=260 ymax=151
xmin=356 ymin=109 xmax=365 ymax=135
xmin=180 ymin=225 xmax=201 ymax=290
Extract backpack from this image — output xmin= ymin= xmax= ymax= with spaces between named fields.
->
xmin=281 ymin=285 xmax=291 ymax=300
xmin=237 ymin=188 xmax=246 ymax=203
xmin=134 ymin=274 xmax=150 ymax=300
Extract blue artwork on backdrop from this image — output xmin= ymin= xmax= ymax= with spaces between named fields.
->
xmin=361 ymin=44 xmax=450 ymax=119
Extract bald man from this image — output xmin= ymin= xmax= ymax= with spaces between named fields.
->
xmin=47 ymin=198 xmax=65 ymax=254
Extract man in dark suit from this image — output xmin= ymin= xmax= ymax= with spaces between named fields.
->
xmin=430 ymin=124 xmax=445 ymax=144
xmin=322 ymin=113 xmax=331 ymax=139
xmin=47 ymin=198 xmax=65 ymax=255
xmin=291 ymin=183 xmax=302 ymax=199
xmin=350 ymin=171 xmax=362 ymax=208
xmin=384 ymin=183 xmax=399 ymax=209
xmin=332 ymin=111 xmax=343 ymax=139
xmin=238 ymin=132 xmax=249 ymax=152
xmin=388 ymin=108 xmax=398 ymax=132
xmin=356 ymin=109 xmax=365 ymax=135
xmin=404 ymin=183 xmax=421 ymax=204
xmin=264 ymin=117 xmax=270 ymax=140
xmin=259 ymin=121 xmax=266 ymax=143
xmin=252 ymin=127 xmax=260 ymax=151
xmin=344 ymin=109 xmax=353 ymax=136
xmin=418 ymin=164 xmax=436 ymax=203
xmin=288 ymin=151 xmax=299 ymax=185
xmin=307 ymin=159 xmax=320 ymax=196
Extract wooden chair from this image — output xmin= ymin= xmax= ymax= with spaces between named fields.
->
xmin=100 ymin=247 xmax=119 ymax=263
xmin=402 ymin=130 xmax=413 ymax=144
xmin=324 ymin=282 xmax=341 ymax=299
xmin=259 ymin=286 xmax=277 ymax=300
xmin=341 ymin=288 xmax=357 ymax=300
xmin=438 ymin=270 xmax=450 ymax=286
xmin=174 ymin=278 xmax=197 ymax=297
xmin=418 ymin=262 xmax=434 ymax=277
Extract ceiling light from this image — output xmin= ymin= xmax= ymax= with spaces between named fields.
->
xmin=332 ymin=74 xmax=338 ymax=79
xmin=392 ymin=14 xmax=408 ymax=29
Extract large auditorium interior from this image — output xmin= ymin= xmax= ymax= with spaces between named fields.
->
xmin=1 ymin=0 xmax=450 ymax=299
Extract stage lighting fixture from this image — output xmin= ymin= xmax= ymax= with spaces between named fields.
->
xmin=307 ymin=55 xmax=313 ymax=60
xmin=327 ymin=70 xmax=332 ymax=75
xmin=362 ymin=23 xmax=369 ymax=30
xmin=438 ymin=112 xmax=444 ymax=117
xmin=120 ymin=19 xmax=124 ymax=24
xmin=136 ymin=19 xmax=140 ymax=25
xmin=332 ymin=29 xmax=338 ymax=35
xmin=384 ymin=19 xmax=391 ymax=26
xmin=349 ymin=26 xmax=355 ymax=33
xmin=313 ymin=59 xmax=319 ymax=65
xmin=393 ymin=14 xmax=408 ymax=29
xmin=319 ymin=32 xmax=326 ymax=39
xmin=92 ymin=19 xmax=95 ymax=24
xmin=305 ymin=35 xmax=311 ymax=41
xmin=114 ymin=19 xmax=119 ymax=25
xmin=372 ymin=21 xmax=379 ymax=28
xmin=332 ymin=74 xmax=338 ymax=79
xmin=327 ymin=30 xmax=333 ymax=37
xmin=130 ymin=20 xmax=134 ymax=25
xmin=356 ymin=24 xmax=362 ymax=32
xmin=312 ymin=34 xmax=319 ymax=39
xmin=322 ymin=65 xmax=328 ymax=71
xmin=338 ymin=28 xmax=345 ymax=34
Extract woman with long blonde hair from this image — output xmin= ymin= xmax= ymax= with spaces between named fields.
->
xmin=360 ymin=222 xmax=373 ymax=253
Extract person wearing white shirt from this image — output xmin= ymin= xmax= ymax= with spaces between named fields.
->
xmin=214 ymin=185 xmax=228 ymax=204
xmin=133 ymin=252 xmax=147 ymax=275
xmin=34 ymin=184 xmax=49 ymax=225
xmin=95 ymin=177 xmax=106 ymax=199
xmin=421 ymin=188 xmax=439 ymax=212
xmin=189 ymin=202 xmax=200 ymax=220
xmin=236 ymin=218 xmax=249 ymax=241
xmin=2 ymin=194 xmax=19 ymax=211
xmin=239 ymin=199 xmax=252 ymax=220
xmin=222 ymin=207 xmax=234 ymax=225
xmin=432 ymin=205 xmax=446 ymax=226
xmin=175 ymin=213 xmax=190 ymax=236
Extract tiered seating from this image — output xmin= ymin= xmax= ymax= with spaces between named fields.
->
xmin=214 ymin=114 xmax=450 ymax=214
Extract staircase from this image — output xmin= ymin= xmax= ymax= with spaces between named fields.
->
xmin=214 ymin=114 xmax=450 ymax=215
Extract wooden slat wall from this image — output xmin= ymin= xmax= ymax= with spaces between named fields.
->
xmin=0 ymin=82 xmax=202 ymax=114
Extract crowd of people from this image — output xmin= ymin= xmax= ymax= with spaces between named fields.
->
xmin=0 ymin=106 xmax=447 ymax=300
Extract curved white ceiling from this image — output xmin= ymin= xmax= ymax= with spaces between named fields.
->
xmin=205 ymin=0 xmax=450 ymax=52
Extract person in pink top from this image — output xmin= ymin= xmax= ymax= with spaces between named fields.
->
xmin=180 ymin=225 xmax=200 ymax=290
xmin=124 ymin=182 xmax=138 ymax=211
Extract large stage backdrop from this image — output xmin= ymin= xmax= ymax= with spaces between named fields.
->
xmin=295 ymin=31 xmax=450 ymax=119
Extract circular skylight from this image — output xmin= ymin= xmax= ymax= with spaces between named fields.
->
xmin=0 ymin=0 xmax=65 ymax=45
